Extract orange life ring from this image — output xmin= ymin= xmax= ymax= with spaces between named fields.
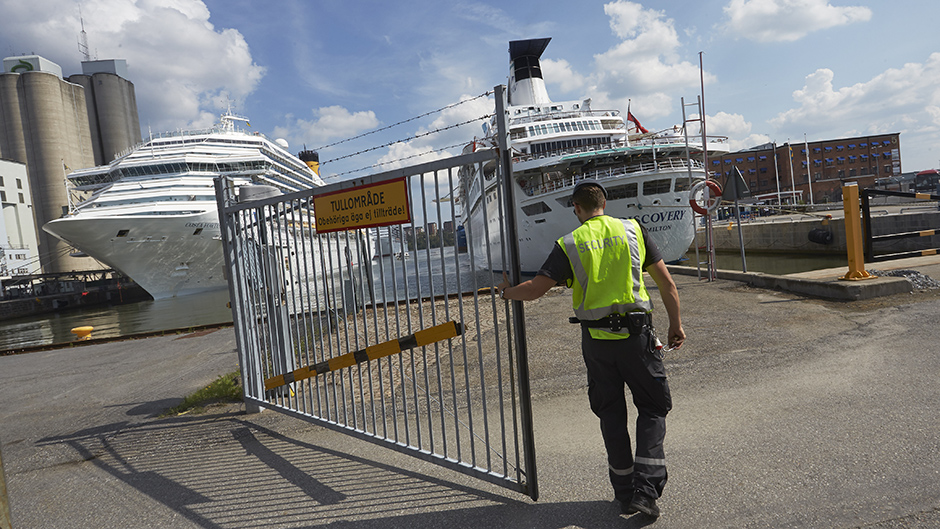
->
xmin=689 ymin=179 xmax=722 ymax=215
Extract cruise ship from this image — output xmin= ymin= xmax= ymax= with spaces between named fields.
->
xmin=43 ymin=112 xmax=327 ymax=299
xmin=462 ymin=38 xmax=730 ymax=272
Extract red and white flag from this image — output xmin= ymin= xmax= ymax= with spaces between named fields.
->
xmin=627 ymin=110 xmax=648 ymax=134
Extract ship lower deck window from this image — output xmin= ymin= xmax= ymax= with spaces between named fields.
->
xmin=116 ymin=229 xmax=130 ymax=237
xmin=521 ymin=202 xmax=552 ymax=216
xmin=674 ymin=178 xmax=691 ymax=192
xmin=193 ymin=228 xmax=203 ymax=235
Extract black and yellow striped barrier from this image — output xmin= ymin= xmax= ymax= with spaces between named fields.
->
xmin=264 ymin=320 xmax=464 ymax=392
xmin=860 ymin=188 xmax=940 ymax=263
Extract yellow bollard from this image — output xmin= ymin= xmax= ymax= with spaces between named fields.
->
xmin=840 ymin=184 xmax=875 ymax=281
xmin=71 ymin=326 xmax=94 ymax=340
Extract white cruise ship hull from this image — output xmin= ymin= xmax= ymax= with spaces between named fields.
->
xmin=41 ymin=111 xmax=328 ymax=300
xmin=45 ymin=211 xmax=228 ymax=299
xmin=466 ymin=165 xmax=700 ymax=274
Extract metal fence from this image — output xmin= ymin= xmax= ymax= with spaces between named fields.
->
xmin=214 ymin=144 xmax=538 ymax=499
xmin=861 ymin=188 xmax=940 ymax=261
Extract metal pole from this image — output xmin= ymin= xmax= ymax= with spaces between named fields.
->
xmin=773 ymin=142 xmax=781 ymax=206
xmin=787 ymin=141 xmax=797 ymax=204
xmin=732 ymin=167 xmax=747 ymax=273
xmin=215 ymin=176 xmax=265 ymax=413
xmin=804 ymin=133 xmax=814 ymax=205
xmin=494 ymin=84 xmax=538 ymax=500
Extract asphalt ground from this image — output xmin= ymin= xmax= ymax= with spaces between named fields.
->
xmin=2 ymin=257 xmax=940 ymax=528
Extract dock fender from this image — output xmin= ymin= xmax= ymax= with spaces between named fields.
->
xmin=808 ymin=227 xmax=834 ymax=245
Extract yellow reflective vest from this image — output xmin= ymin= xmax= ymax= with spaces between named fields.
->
xmin=558 ymin=215 xmax=652 ymax=340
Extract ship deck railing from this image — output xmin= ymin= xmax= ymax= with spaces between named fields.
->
xmin=520 ymin=157 xmax=704 ymax=198
xmin=511 ymin=134 xmax=723 ymax=167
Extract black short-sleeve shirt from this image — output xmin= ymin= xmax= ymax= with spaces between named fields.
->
xmin=537 ymin=220 xmax=663 ymax=285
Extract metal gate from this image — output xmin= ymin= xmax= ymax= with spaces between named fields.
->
xmin=214 ymin=118 xmax=537 ymax=498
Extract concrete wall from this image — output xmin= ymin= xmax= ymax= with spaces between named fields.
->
xmin=706 ymin=210 xmax=940 ymax=257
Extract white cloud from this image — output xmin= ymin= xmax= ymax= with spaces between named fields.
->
xmin=276 ymin=106 xmax=380 ymax=148
xmin=771 ymin=53 xmax=940 ymax=132
xmin=573 ymin=1 xmax=711 ymax=121
xmin=722 ymin=0 xmax=872 ymax=43
xmin=764 ymin=53 xmax=940 ymax=170
xmin=0 ymin=0 xmax=264 ymax=132
xmin=542 ymin=59 xmax=587 ymax=95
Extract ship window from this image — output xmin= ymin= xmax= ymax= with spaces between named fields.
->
xmin=674 ymin=178 xmax=691 ymax=192
xmin=193 ymin=228 xmax=203 ymax=235
xmin=116 ymin=229 xmax=130 ymax=237
xmin=643 ymin=179 xmax=671 ymax=196
xmin=606 ymin=183 xmax=638 ymax=200
xmin=521 ymin=202 xmax=552 ymax=216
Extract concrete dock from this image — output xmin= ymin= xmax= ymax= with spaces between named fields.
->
xmin=2 ymin=256 xmax=940 ymax=528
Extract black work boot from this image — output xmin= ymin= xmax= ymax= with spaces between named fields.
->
xmin=627 ymin=494 xmax=660 ymax=518
xmin=620 ymin=499 xmax=639 ymax=515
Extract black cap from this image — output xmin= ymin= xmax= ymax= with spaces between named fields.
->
xmin=573 ymin=178 xmax=607 ymax=199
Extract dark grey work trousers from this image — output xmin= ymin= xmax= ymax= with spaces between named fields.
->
xmin=581 ymin=325 xmax=672 ymax=501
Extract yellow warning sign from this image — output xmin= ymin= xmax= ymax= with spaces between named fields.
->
xmin=314 ymin=178 xmax=411 ymax=233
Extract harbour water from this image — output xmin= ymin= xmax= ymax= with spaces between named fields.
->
xmin=0 ymin=250 xmax=847 ymax=352
xmin=0 ymin=289 xmax=232 ymax=351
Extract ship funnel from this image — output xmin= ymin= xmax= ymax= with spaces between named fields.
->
xmin=299 ymin=149 xmax=320 ymax=175
xmin=508 ymin=38 xmax=552 ymax=106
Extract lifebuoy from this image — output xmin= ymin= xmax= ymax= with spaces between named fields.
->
xmin=689 ymin=179 xmax=722 ymax=215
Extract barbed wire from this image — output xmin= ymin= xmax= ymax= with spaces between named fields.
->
xmin=312 ymin=90 xmax=494 ymax=152
xmin=320 ymin=114 xmax=493 ymax=166
xmin=324 ymin=138 xmax=487 ymax=179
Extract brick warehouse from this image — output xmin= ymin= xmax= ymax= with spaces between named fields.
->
xmin=709 ymin=133 xmax=901 ymax=204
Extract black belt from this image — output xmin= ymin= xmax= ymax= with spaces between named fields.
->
xmin=569 ymin=312 xmax=651 ymax=333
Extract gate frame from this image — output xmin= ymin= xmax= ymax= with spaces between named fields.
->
xmin=215 ymin=86 xmax=538 ymax=500
xmin=860 ymin=188 xmax=940 ymax=262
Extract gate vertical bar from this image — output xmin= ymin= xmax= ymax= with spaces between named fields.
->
xmin=495 ymin=84 xmax=538 ymax=500
xmin=861 ymin=188 xmax=874 ymax=262
xmin=215 ymin=176 xmax=263 ymax=412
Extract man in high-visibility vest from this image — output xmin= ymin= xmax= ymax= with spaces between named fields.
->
xmin=498 ymin=179 xmax=684 ymax=518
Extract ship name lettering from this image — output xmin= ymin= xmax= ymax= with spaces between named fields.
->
xmin=634 ymin=209 xmax=684 ymax=226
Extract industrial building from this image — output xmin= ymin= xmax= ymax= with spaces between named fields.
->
xmin=0 ymin=54 xmax=140 ymax=274
xmin=0 ymin=158 xmax=38 ymax=277
xmin=709 ymin=133 xmax=901 ymax=204
xmin=68 ymin=59 xmax=142 ymax=166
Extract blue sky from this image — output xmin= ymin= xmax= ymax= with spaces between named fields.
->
xmin=3 ymin=0 xmax=940 ymax=181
